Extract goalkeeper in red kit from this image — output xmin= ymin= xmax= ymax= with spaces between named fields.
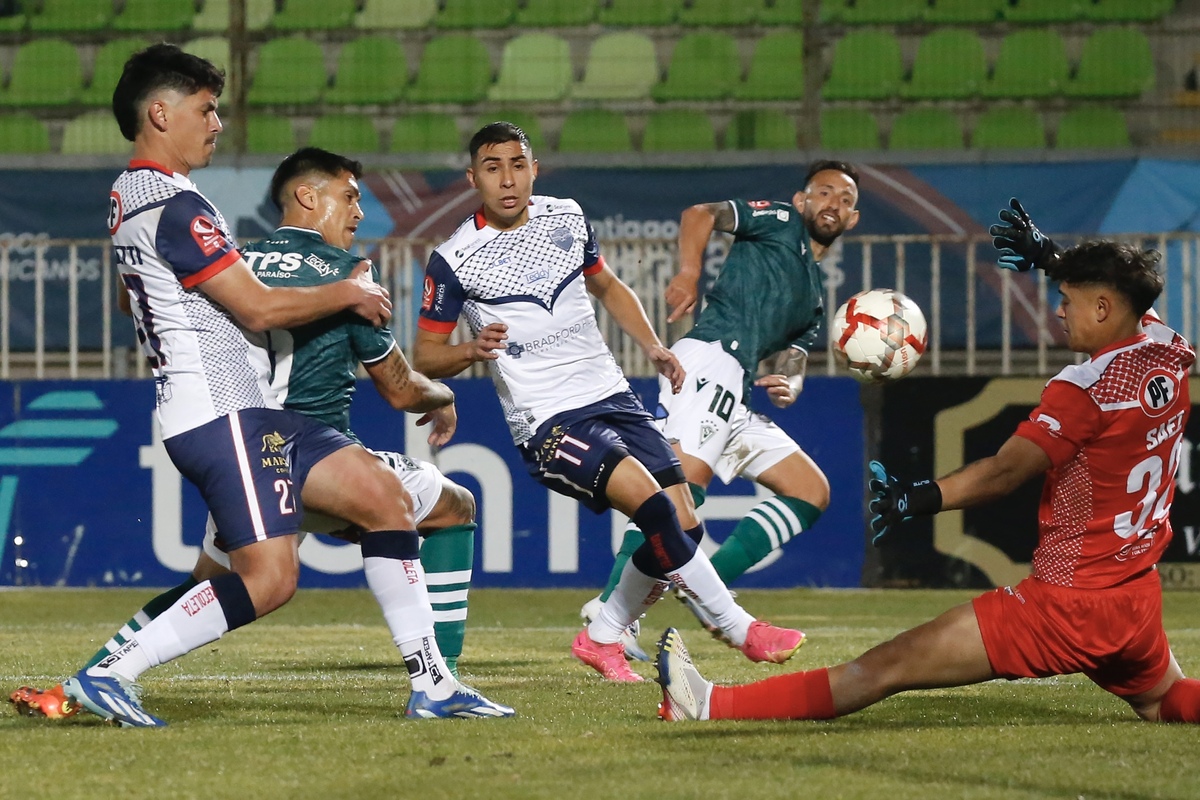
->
xmin=655 ymin=200 xmax=1200 ymax=726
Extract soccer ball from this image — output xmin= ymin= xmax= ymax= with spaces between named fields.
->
xmin=831 ymin=289 xmax=928 ymax=383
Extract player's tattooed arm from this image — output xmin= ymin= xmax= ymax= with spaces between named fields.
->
xmin=755 ymin=347 xmax=807 ymax=408
xmin=366 ymin=348 xmax=454 ymax=414
xmin=669 ymin=201 xmax=735 ymax=323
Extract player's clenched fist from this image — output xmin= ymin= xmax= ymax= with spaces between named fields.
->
xmin=468 ymin=322 xmax=508 ymax=362
xmin=867 ymin=460 xmax=942 ymax=546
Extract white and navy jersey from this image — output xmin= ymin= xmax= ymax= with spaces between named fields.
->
xmin=419 ymin=196 xmax=628 ymax=443
xmin=109 ymin=160 xmax=274 ymax=439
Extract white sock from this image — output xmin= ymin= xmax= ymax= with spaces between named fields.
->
xmin=588 ymin=560 xmax=668 ymax=644
xmin=669 ymin=551 xmax=755 ymax=646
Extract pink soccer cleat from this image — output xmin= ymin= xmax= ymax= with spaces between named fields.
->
xmin=571 ymin=628 xmax=644 ymax=682
xmin=740 ymin=620 xmax=805 ymax=664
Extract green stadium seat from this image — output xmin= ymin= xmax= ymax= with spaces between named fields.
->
xmin=390 ymin=113 xmax=460 ymax=153
xmin=194 ymin=0 xmax=274 ymax=32
xmin=515 ymin=0 xmax=597 ymax=26
xmin=184 ymin=37 xmax=231 ymax=72
xmin=0 ymin=3 xmax=27 ymax=32
xmin=406 ymin=34 xmax=492 ymax=104
xmin=677 ymin=0 xmax=756 ymax=26
xmin=759 ymin=0 xmax=803 ymax=25
xmin=598 ymin=0 xmax=680 ymax=26
xmin=902 ymin=29 xmax=985 ymax=100
xmin=357 ymin=0 xmax=437 ymax=29
xmin=308 ymin=114 xmax=380 ymax=154
xmin=1066 ymin=28 xmax=1154 ymax=99
xmin=0 ymin=39 xmax=82 ymax=107
xmin=246 ymin=114 xmax=297 ymax=154
xmin=1003 ymin=0 xmax=1083 ymax=23
xmin=326 ymin=36 xmax=407 ymax=105
xmin=641 ymin=110 xmax=716 ymax=152
xmin=820 ymin=108 xmax=880 ymax=150
xmin=112 ymin=0 xmax=192 ymax=32
xmin=1086 ymin=0 xmax=1175 ymax=22
xmin=972 ymin=107 xmax=1044 ymax=149
xmin=272 ymin=0 xmax=356 ymax=31
xmin=924 ymin=0 xmax=1004 ymax=23
xmin=81 ymin=38 xmax=149 ymax=107
xmin=653 ymin=32 xmax=740 ymax=101
xmin=1056 ymin=107 xmax=1131 ymax=148
xmin=248 ymin=38 xmax=327 ymax=105
xmin=823 ymin=31 xmax=902 ymax=101
xmin=729 ymin=110 xmax=796 ymax=151
xmin=473 ymin=112 xmax=546 ymax=152
xmin=889 ymin=108 xmax=963 ymax=150
xmin=838 ymin=0 xmax=924 ymax=23
xmin=61 ymin=111 xmax=131 ymax=155
xmin=572 ymin=32 xmax=658 ymax=101
xmin=436 ymin=0 xmax=516 ymax=28
xmin=558 ymin=109 xmax=633 ymax=153
xmin=0 ymin=113 xmax=50 ymax=154
xmin=735 ymin=31 xmax=803 ymax=101
xmin=983 ymin=30 xmax=1069 ymax=99
xmin=28 ymin=0 xmax=111 ymax=32
xmin=488 ymin=33 xmax=572 ymax=103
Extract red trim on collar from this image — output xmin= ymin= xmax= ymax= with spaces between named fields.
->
xmin=128 ymin=159 xmax=173 ymax=176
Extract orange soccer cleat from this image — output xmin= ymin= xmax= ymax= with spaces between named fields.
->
xmin=9 ymin=684 xmax=82 ymax=719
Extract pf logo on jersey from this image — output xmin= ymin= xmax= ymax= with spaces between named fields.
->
xmin=108 ymin=191 xmax=123 ymax=235
xmin=190 ymin=216 xmax=227 ymax=257
xmin=1139 ymin=369 xmax=1178 ymax=418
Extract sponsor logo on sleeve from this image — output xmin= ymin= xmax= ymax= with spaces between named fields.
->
xmin=421 ymin=275 xmax=435 ymax=311
xmin=1033 ymin=413 xmax=1062 ymax=436
xmin=747 ymin=200 xmax=771 ymax=209
xmin=190 ymin=216 xmax=228 ymax=257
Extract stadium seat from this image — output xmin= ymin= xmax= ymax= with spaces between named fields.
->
xmin=641 ymin=110 xmax=716 ymax=152
xmin=488 ymin=33 xmax=572 ymax=103
xmin=1066 ymin=28 xmax=1154 ymax=99
xmin=326 ymin=36 xmax=407 ymax=105
xmin=558 ymin=109 xmax=633 ymax=153
xmin=901 ymin=29 xmax=985 ymax=100
xmin=1003 ymin=0 xmax=1083 ymax=23
xmin=759 ymin=0 xmax=803 ymax=25
xmin=272 ymin=0 xmax=356 ymax=30
xmin=390 ymin=113 xmax=461 ymax=153
xmin=246 ymin=114 xmax=297 ymax=154
xmin=924 ymin=0 xmax=1004 ymax=23
xmin=983 ymin=30 xmax=1069 ymax=99
xmin=473 ymin=112 xmax=546 ymax=152
xmin=1086 ymin=0 xmax=1175 ymax=22
xmin=194 ymin=0 xmax=274 ymax=32
xmin=81 ymin=38 xmax=150 ymax=107
xmin=598 ymin=0 xmax=680 ymax=26
xmin=308 ymin=115 xmax=380 ymax=154
xmin=838 ymin=0 xmax=924 ymax=24
xmin=112 ymin=0 xmax=193 ymax=32
xmin=436 ymin=0 xmax=516 ymax=28
xmin=516 ymin=0 xmax=597 ymax=26
xmin=61 ymin=111 xmax=131 ymax=155
xmin=0 ymin=4 xmax=26 ymax=32
xmin=28 ymin=0 xmax=111 ymax=32
xmin=184 ymin=37 xmax=231 ymax=72
xmin=820 ymin=108 xmax=881 ymax=150
xmin=0 ymin=113 xmax=50 ymax=154
xmin=735 ymin=31 xmax=803 ymax=101
xmin=889 ymin=108 xmax=963 ymax=149
xmin=572 ymin=32 xmax=658 ymax=101
xmin=677 ymin=0 xmax=756 ymax=26
xmin=1056 ymin=107 xmax=1131 ymax=148
xmin=653 ymin=32 xmax=741 ymax=101
xmin=357 ymin=0 xmax=437 ymax=29
xmin=0 ymin=39 xmax=82 ymax=107
xmin=729 ymin=110 xmax=796 ymax=151
xmin=247 ymin=38 xmax=327 ymax=105
xmin=406 ymin=34 xmax=492 ymax=104
xmin=823 ymin=31 xmax=902 ymax=101
xmin=972 ymin=107 xmax=1045 ymax=149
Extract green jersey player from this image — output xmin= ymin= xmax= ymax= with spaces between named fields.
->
xmin=587 ymin=160 xmax=861 ymax=642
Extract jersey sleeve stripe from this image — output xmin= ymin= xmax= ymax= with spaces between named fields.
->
xmin=418 ymin=317 xmax=457 ymax=334
xmin=583 ymin=254 xmax=606 ymax=276
xmin=359 ymin=340 xmax=397 ymax=365
xmin=180 ymin=248 xmax=241 ymax=288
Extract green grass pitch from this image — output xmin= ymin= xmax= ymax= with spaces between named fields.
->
xmin=3 ymin=587 xmax=1197 ymax=800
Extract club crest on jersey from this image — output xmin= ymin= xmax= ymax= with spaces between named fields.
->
xmin=1139 ymin=369 xmax=1178 ymax=418
xmin=190 ymin=216 xmax=227 ymax=257
xmin=262 ymin=431 xmax=286 ymax=453
xmin=549 ymin=226 xmax=574 ymax=251
xmin=699 ymin=422 xmax=718 ymax=446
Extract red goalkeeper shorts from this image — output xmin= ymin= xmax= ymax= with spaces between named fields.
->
xmin=972 ymin=569 xmax=1172 ymax=698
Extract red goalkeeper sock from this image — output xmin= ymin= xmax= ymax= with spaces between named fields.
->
xmin=1159 ymin=678 xmax=1200 ymax=723
xmin=709 ymin=667 xmax=836 ymax=720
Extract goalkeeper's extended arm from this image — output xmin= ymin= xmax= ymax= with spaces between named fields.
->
xmin=989 ymin=198 xmax=1062 ymax=273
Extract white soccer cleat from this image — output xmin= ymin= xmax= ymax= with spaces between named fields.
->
xmin=580 ymin=595 xmax=650 ymax=662
xmin=655 ymin=627 xmax=712 ymax=722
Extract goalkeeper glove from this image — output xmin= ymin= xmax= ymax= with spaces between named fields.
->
xmin=867 ymin=460 xmax=943 ymax=546
xmin=989 ymin=197 xmax=1062 ymax=273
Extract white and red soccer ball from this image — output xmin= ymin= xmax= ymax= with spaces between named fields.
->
xmin=832 ymin=289 xmax=928 ymax=382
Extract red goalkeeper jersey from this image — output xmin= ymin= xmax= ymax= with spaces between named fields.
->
xmin=1015 ymin=315 xmax=1195 ymax=588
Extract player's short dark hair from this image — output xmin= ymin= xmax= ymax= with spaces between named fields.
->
xmin=469 ymin=121 xmax=531 ymax=161
xmin=268 ymin=147 xmax=364 ymax=211
xmin=112 ymin=43 xmax=225 ymax=142
xmin=1047 ymin=240 xmax=1164 ymax=315
xmin=805 ymin=159 xmax=859 ymax=190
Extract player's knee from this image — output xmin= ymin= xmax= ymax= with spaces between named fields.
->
xmin=239 ymin=561 xmax=298 ymax=616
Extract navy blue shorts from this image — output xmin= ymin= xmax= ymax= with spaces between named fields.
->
xmin=520 ymin=390 xmax=685 ymax=513
xmin=165 ymin=407 xmax=353 ymax=552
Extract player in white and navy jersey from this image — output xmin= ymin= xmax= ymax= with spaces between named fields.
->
xmin=414 ymin=122 xmax=805 ymax=682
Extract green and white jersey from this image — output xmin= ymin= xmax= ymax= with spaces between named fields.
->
xmin=242 ymin=226 xmax=396 ymax=434
xmin=685 ymin=199 xmax=822 ymax=394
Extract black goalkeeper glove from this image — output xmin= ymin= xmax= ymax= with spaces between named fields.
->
xmin=867 ymin=460 xmax=943 ymax=547
xmin=989 ymin=197 xmax=1062 ymax=273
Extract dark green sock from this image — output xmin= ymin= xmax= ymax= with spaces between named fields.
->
xmin=84 ymin=575 xmax=199 ymax=668
xmin=709 ymin=496 xmax=822 ymax=584
xmin=600 ymin=483 xmax=706 ymax=601
xmin=421 ymin=523 xmax=475 ymax=679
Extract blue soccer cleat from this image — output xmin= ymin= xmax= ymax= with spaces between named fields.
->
xmin=63 ymin=670 xmax=166 ymax=728
xmin=405 ymin=683 xmax=515 ymax=719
